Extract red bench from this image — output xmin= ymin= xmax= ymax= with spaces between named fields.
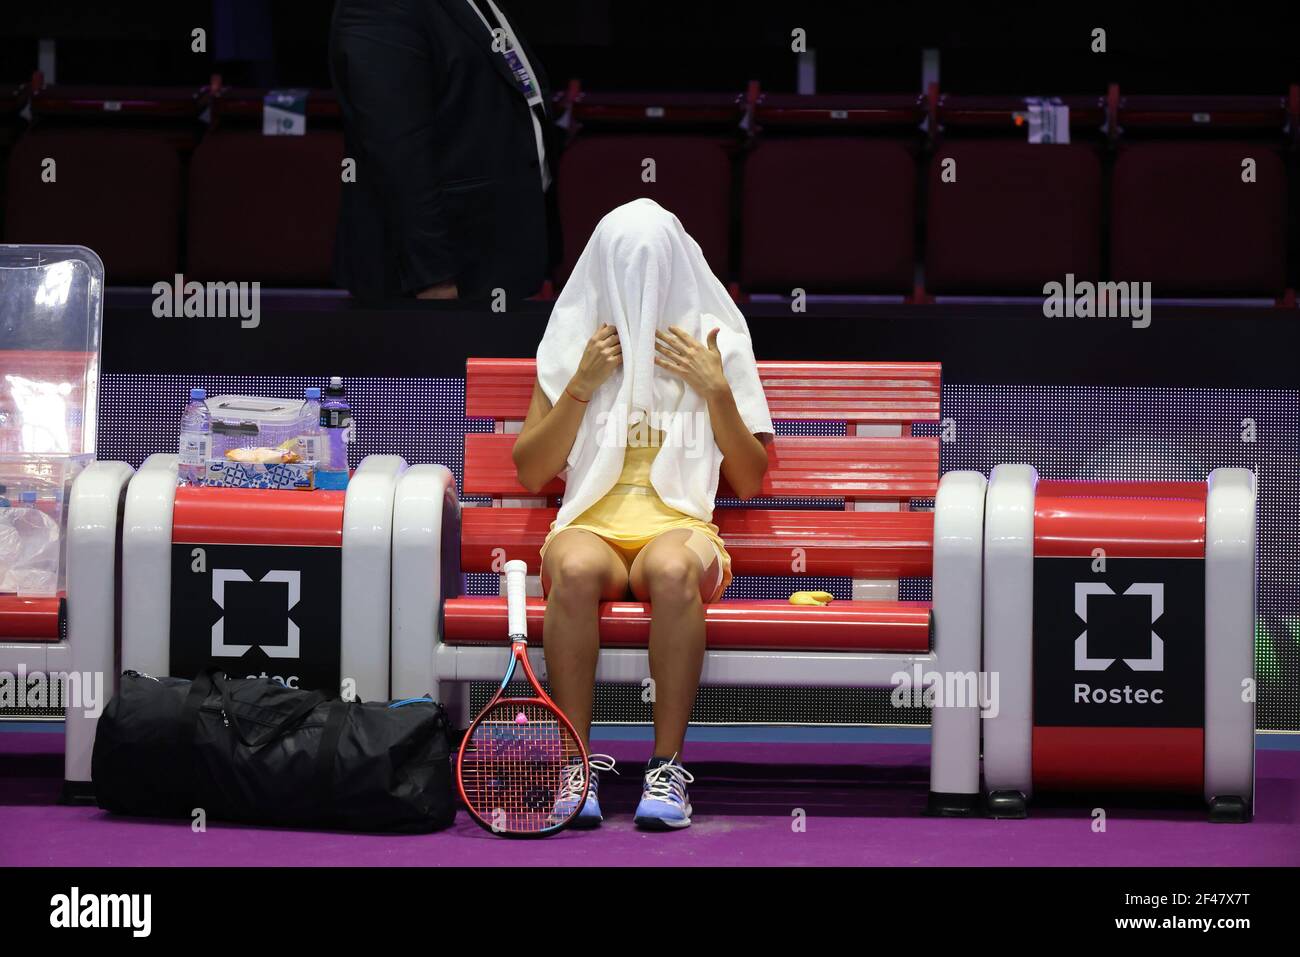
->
xmin=398 ymin=357 xmax=987 ymax=814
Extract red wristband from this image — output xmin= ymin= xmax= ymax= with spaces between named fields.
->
xmin=565 ymin=387 xmax=589 ymax=404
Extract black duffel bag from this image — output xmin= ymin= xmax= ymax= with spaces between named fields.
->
xmin=92 ymin=669 xmax=456 ymax=833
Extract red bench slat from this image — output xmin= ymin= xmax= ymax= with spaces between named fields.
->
xmin=462 ymin=507 xmax=934 ymax=578
xmin=443 ymin=596 xmax=932 ymax=652
xmin=464 ymin=432 xmax=939 ymax=500
xmin=466 ymin=358 xmax=941 ymax=424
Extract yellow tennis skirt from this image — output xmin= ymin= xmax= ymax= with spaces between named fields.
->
xmin=540 ymin=483 xmax=732 ymax=603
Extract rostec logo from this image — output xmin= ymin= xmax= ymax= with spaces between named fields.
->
xmin=1035 ymin=557 xmax=1201 ymax=727
xmin=1073 ymin=582 xmax=1164 ymax=672
xmin=211 ymin=568 xmax=301 ymax=658
xmin=172 ymin=542 xmax=340 ymax=690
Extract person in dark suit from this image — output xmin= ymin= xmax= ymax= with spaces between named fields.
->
xmin=329 ymin=0 xmax=557 ymax=301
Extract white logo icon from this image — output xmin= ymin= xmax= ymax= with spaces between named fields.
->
xmin=1073 ymin=582 xmax=1164 ymax=672
xmin=211 ymin=569 xmax=301 ymax=659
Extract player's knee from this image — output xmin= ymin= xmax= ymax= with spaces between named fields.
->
xmin=548 ymin=551 xmax=606 ymax=606
xmin=644 ymin=551 xmax=701 ymax=606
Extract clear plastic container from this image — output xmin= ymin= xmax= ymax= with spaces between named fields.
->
xmin=0 ymin=244 xmax=103 ymax=597
xmin=206 ymin=395 xmax=314 ymax=461
xmin=0 ymin=245 xmax=103 ymax=456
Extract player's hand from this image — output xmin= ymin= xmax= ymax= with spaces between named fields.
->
xmin=655 ymin=325 xmax=728 ymax=400
xmin=567 ymin=324 xmax=622 ymax=400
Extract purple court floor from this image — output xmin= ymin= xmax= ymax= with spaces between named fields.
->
xmin=2 ymin=725 xmax=1298 ymax=867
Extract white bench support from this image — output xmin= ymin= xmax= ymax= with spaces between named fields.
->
xmin=62 ymin=459 xmax=134 ymax=798
xmin=390 ymin=464 xmax=463 ymax=720
xmin=341 ymin=455 xmax=408 ymax=701
xmin=926 ymin=470 xmax=987 ymax=814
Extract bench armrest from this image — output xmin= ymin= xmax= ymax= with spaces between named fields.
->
xmin=929 ymin=469 xmax=989 ymax=799
xmin=391 ymin=465 xmax=462 ymax=699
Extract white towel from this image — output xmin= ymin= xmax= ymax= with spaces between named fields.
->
xmin=537 ymin=198 xmax=773 ymax=529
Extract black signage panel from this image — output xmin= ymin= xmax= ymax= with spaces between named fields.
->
xmin=169 ymin=543 xmax=342 ymax=691
xmin=1033 ymin=557 xmax=1205 ymax=728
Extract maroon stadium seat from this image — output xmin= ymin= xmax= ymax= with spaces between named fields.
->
xmin=555 ymin=134 xmax=733 ymax=285
xmin=739 ymin=137 xmax=915 ymax=293
xmin=1110 ymin=141 xmax=1287 ymax=296
xmin=186 ymin=130 xmax=344 ymax=284
xmin=924 ymin=141 xmax=1103 ymax=295
xmin=3 ymin=129 xmax=181 ymax=283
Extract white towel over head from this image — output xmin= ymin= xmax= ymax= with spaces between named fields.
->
xmin=536 ymin=198 xmax=773 ymax=528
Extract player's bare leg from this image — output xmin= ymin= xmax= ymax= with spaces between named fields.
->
xmin=629 ymin=529 xmax=720 ymax=757
xmin=540 ymin=528 xmax=629 ymax=746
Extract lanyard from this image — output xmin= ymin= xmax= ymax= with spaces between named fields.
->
xmin=465 ymin=0 xmax=545 ymax=108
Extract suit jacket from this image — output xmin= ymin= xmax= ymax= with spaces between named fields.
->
xmin=329 ymin=0 xmax=557 ymax=300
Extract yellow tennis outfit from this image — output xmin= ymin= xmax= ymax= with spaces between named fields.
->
xmin=541 ymin=428 xmax=732 ymax=602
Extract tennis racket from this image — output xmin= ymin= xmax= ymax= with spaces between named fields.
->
xmin=456 ymin=559 xmax=589 ymax=836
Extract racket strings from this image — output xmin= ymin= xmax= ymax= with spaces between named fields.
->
xmin=460 ymin=700 xmax=585 ymax=833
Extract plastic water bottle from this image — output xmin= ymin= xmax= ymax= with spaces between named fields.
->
xmin=299 ymin=387 xmax=323 ymax=468
xmin=178 ymin=388 xmax=212 ymax=486
xmin=316 ymin=377 xmax=351 ymax=490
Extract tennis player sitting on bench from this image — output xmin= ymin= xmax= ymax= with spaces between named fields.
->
xmin=512 ymin=199 xmax=773 ymax=830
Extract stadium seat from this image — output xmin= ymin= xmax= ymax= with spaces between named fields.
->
xmin=3 ymin=129 xmax=182 ymax=283
xmin=739 ymin=137 xmax=916 ymax=293
xmin=924 ymin=140 xmax=1103 ymax=294
xmin=1110 ymin=141 xmax=1288 ymax=296
xmin=185 ymin=130 xmax=345 ymax=284
xmin=556 ymin=134 xmax=733 ymax=285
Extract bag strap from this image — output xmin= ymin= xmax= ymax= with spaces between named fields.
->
xmin=180 ymin=670 xmax=214 ymax=734
xmin=179 ymin=670 xmax=218 ymax=800
xmin=313 ymin=701 xmax=350 ymax=803
xmin=209 ymin=669 xmax=329 ymax=749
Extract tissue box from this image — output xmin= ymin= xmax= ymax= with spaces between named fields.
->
xmin=202 ymin=460 xmax=314 ymax=490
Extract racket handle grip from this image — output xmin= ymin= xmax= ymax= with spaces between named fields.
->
xmin=504 ymin=559 xmax=528 ymax=639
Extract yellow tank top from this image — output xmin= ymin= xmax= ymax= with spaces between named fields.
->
xmin=541 ymin=427 xmax=732 ymax=601
xmin=561 ymin=427 xmax=721 ymax=545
